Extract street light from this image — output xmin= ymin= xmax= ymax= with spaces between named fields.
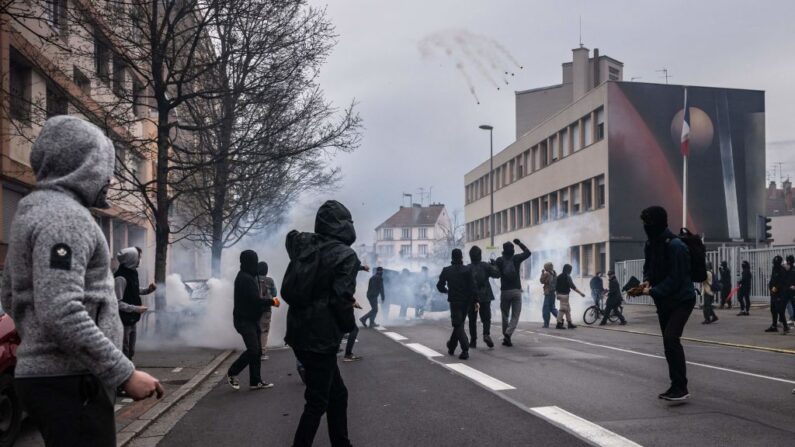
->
xmin=479 ymin=124 xmax=495 ymax=249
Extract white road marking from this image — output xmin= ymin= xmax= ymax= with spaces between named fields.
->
xmin=383 ymin=332 xmax=407 ymax=341
xmin=529 ymin=331 xmax=795 ymax=385
xmin=375 ymin=326 xmax=386 ymax=331
xmin=444 ymin=363 xmax=516 ymax=391
xmin=172 ymin=367 xmax=183 ymax=373
xmin=405 ymin=343 xmax=443 ymax=358
xmin=122 ymin=398 xmax=133 ymax=403
xmin=530 ymin=406 xmax=643 ymax=447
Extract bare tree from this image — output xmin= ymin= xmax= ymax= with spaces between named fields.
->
xmin=432 ymin=209 xmax=466 ymax=262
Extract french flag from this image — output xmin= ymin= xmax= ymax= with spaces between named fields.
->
xmin=680 ymin=87 xmax=690 ymax=157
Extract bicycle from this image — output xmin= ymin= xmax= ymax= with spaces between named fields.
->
xmin=583 ymin=302 xmax=624 ymax=325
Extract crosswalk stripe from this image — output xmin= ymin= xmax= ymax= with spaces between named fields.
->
xmin=444 ymin=363 xmax=516 ymax=391
xmin=383 ymin=332 xmax=407 ymax=341
xmin=405 ymin=343 xmax=443 ymax=358
xmin=530 ymin=406 xmax=643 ymax=447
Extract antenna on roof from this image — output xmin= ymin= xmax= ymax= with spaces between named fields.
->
xmin=579 ymin=16 xmax=583 ymax=48
xmin=656 ymin=68 xmax=672 ymax=84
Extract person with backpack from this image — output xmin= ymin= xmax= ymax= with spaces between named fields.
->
xmin=114 ymin=247 xmax=155 ymax=361
xmin=765 ymin=256 xmax=789 ymax=334
xmin=283 ymin=200 xmax=361 ymax=447
xmin=360 ymin=267 xmax=385 ymax=328
xmin=718 ymin=261 xmax=732 ymax=309
xmin=494 ymin=239 xmax=531 ymax=346
xmin=590 ymin=272 xmax=606 ymax=308
xmin=737 ymin=261 xmax=752 ymax=316
xmin=701 ymin=263 xmax=719 ymax=325
xmin=540 ymin=263 xmax=559 ymax=328
xmin=227 ymin=250 xmax=273 ymax=391
xmin=468 ymin=246 xmax=501 ymax=348
xmin=600 ymin=270 xmax=626 ymax=325
xmin=634 ymin=206 xmax=696 ymax=402
xmin=257 ymin=261 xmax=279 ymax=360
xmin=555 ymin=264 xmax=584 ymax=329
xmin=437 ymin=249 xmax=478 ymax=359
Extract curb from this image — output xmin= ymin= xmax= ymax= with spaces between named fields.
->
xmin=117 ymin=349 xmax=235 ymax=446
xmin=580 ymin=325 xmax=795 ymax=355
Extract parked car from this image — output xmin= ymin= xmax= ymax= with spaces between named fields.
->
xmin=0 ymin=310 xmax=21 ymax=447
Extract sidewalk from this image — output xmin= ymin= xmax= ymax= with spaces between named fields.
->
xmin=587 ymin=304 xmax=795 ymax=354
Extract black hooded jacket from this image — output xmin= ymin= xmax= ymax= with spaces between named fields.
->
xmin=469 ymin=247 xmax=500 ymax=302
xmin=768 ymin=262 xmax=787 ymax=300
xmin=234 ymin=250 xmax=262 ymax=322
xmin=739 ymin=265 xmax=752 ymax=295
xmin=496 ymin=241 xmax=531 ymax=291
xmin=284 ymin=201 xmax=361 ymax=354
xmin=437 ymin=260 xmax=478 ymax=304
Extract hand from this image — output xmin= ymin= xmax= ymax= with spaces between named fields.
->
xmin=642 ymin=287 xmax=651 ymax=296
xmin=123 ymin=370 xmax=164 ymax=401
xmin=513 ymin=239 xmax=521 ymax=245
xmin=362 ymin=265 xmax=371 ymax=272
xmin=147 ymin=283 xmax=157 ymax=293
xmin=136 ymin=306 xmax=148 ymax=314
xmin=353 ymin=301 xmax=363 ymax=309
xmin=474 ymin=302 xmax=480 ymax=312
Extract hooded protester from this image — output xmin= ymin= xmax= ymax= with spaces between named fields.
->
xmin=636 ymin=206 xmax=695 ymax=401
xmin=257 ymin=261 xmax=279 ymax=359
xmin=555 ymin=264 xmax=584 ymax=329
xmin=227 ymin=250 xmax=273 ymax=391
xmin=718 ymin=261 xmax=732 ymax=309
xmin=495 ymin=239 xmax=531 ymax=346
xmin=600 ymin=271 xmax=627 ymax=325
xmin=468 ymin=246 xmax=501 ymax=348
xmin=540 ymin=262 xmax=560 ymax=328
xmin=737 ymin=261 xmax=752 ymax=316
xmin=437 ymin=248 xmax=478 ymax=359
xmin=0 ymin=116 xmax=162 ymax=445
xmin=115 ymin=247 xmax=156 ymax=361
xmin=284 ymin=200 xmax=361 ymax=447
xmin=786 ymin=255 xmax=795 ymax=323
xmin=765 ymin=256 xmax=789 ymax=333
xmin=361 ymin=267 xmax=385 ymax=328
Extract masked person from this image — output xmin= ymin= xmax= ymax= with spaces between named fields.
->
xmin=257 ymin=261 xmax=279 ymax=360
xmin=637 ymin=206 xmax=695 ymax=401
xmin=600 ymin=271 xmax=627 ymax=325
xmin=718 ymin=261 xmax=732 ymax=309
xmin=590 ymin=272 xmax=605 ymax=308
xmin=785 ymin=256 xmax=795 ymax=324
xmin=555 ymin=264 xmax=584 ymax=329
xmin=540 ymin=263 xmax=559 ymax=328
xmin=737 ymin=261 xmax=752 ymax=316
xmin=115 ymin=247 xmax=156 ymax=361
xmin=360 ymin=267 xmax=385 ymax=328
xmin=468 ymin=246 xmax=500 ymax=348
xmin=227 ymin=251 xmax=273 ymax=391
xmin=284 ymin=200 xmax=360 ymax=447
xmin=495 ymin=239 xmax=531 ymax=346
xmin=1 ymin=116 xmax=163 ymax=446
xmin=765 ymin=256 xmax=789 ymax=334
xmin=437 ymin=249 xmax=478 ymax=359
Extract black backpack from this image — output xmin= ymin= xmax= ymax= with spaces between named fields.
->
xmin=677 ymin=228 xmax=707 ymax=283
xmin=281 ymin=232 xmax=334 ymax=308
xmin=710 ymin=272 xmax=722 ymax=293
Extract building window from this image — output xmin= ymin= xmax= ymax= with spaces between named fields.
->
xmin=532 ymin=198 xmax=540 ymax=225
xmin=596 ymin=175 xmax=606 ymax=208
xmin=383 ymin=229 xmax=393 ymax=240
xmin=400 ymin=245 xmax=411 ymax=257
xmin=609 ymin=66 xmax=620 ymax=81
xmin=571 ymin=122 xmax=581 ymax=152
xmin=418 ymin=227 xmax=428 ymax=239
xmin=571 ymin=184 xmax=581 ymax=214
xmin=418 ymin=245 xmax=428 ymax=256
xmin=401 ymin=228 xmax=411 ymax=240
xmin=74 ymin=66 xmax=91 ymax=96
xmin=583 ymin=179 xmax=593 ymax=211
xmin=132 ymin=80 xmax=147 ymax=117
xmin=583 ymin=115 xmax=593 ymax=147
xmin=113 ymin=54 xmax=127 ymax=97
xmin=560 ymin=129 xmax=569 ymax=157
xmin=95 ymin=35 xmax=111 ymax=84
xmin=9 ymin=50 xmax=31 ymax=122
xmin=583 ymin=244 xmax=594 ymax=276
xmin=598 ymin=242 xmax=607 ymax=274
xmin=560 ymin=188 xmax=569 ymax=218
xmin=47 ymin=0 xmax=68 ymax=35
xmin=46 ymin=87 xmax=68 ymax=118
xmin=570 ymin=246 xmax=581 ymax=276
xmin=540 ymin=142 xmax=548 ymax=167
xmin=596 ymin=108 xmax=605 ymax=141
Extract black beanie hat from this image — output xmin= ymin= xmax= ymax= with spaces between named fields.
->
xmin=452 ymin=248 xmax=463 ymax=261
xmin=641 ymin=206 xmax=668 ymax=227
xmin=469 ymin=245 xmax=482 ymax=263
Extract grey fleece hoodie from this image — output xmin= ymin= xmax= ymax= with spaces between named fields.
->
xmin=0 ymin=116 xmax=135 ymax=389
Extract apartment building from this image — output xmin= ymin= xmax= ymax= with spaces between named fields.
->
xmin=374 ymin=203 xmax=452 ymax=268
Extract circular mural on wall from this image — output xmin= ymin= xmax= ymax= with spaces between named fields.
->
xmin=670 ymin=107 xmax=714 ymax=151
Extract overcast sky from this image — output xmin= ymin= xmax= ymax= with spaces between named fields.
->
xmin=306 ymin=0 xmax=795 ymax=244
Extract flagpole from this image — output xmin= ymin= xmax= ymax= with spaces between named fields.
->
xmin=683 ymin=154 xmax=688 ymax=228
xmin=682 ymin=86 xmax=688 ymax=229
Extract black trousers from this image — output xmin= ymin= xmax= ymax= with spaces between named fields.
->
xmin=738 ymin=290 xmax=751 ymax=312
xmin=655 ymin=298 xmax=695 ymax=392
xmin=771 ymin=298 xmax=789 ymax=329
xmin=719 ymin=288 xmax=732 ymax=307
xmin=292 ymin=350 xmax=351 ymax=447
xmin=702 ymin=293 xmax=717 ymax=321
xmin=467 ymin=300 xmax=492 ymax=340
xmin=449 ymin=301 xmax=469 ymax=352
xmin=15 ymin=375 xmax=115 ymax=447
xmin=362 ymin=297 xmax=379 ymax=326
xmin=228 ymin=319 xmax=262 ymax=384
xmin=601 ymin=302 xmax=626 ymax=324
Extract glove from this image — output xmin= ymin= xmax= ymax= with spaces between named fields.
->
xmin=513 ymin=239 xmax=521 ymax=245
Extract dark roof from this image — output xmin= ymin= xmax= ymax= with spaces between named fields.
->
xmin=376 ymin=205 xmax=445 ymax=229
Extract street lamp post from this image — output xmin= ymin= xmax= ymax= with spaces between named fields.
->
xmin=479 ymin=124 xmax=495 ymax=248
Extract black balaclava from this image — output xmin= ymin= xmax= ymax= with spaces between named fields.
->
xmin=742 ymin=261 xmax=750 ymax=271
xmin=720 ymin=261 xmax=728 ymax=268
xmin=469 ymin=246 xmax=482 ymax=263
xmin=773 ymin=255 xmax=783 ymax=266
xmin=562 ymin=264 xmax=573 ymax=275
xmin=375 ymin=266 xmax=383 ymax=277
xmin=257 ymin=261 xmax=268 ymax=276
xmin=240 ymin=250 xmax=259 ymax=276
xmin=641 ymin=206 xmax=668 ymax=239
xmin=787 ymin=255 xmax=795 ymax=266
xmin=502 ymin=241 xmax=515 ymax=257
xmin=452 ymin=248 xmax=463 ymax=264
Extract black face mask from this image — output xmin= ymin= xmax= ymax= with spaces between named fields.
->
xmin=644 ymin=223 xmax=666 ymax=239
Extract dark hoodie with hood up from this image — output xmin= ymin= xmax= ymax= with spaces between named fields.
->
xmin=641 ymin=206 xmax=695 ymax=303
xmin=234 ymin=250 xmax=262 ymax=322
xmin=284 ymin=201 xmax=361 ymax=354
xmin=0 ymin=116 xmax=134 ymax=390
xmin=469 ymin=246 xmax=500 ymax=302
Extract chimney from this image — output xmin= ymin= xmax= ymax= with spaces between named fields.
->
xmin=768 ymin=181 xmax=778 ymax=198
xmin=572 ymin=46 xmax=590 ymax=100
xmin=593 ymin=48 xmax=600 ymax=87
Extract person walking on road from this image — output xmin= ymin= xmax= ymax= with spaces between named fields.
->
xmin=600 ymin=271 xmax=627 ymax=325
xmin=634 ymin=206 xmax=696 ymax=402
xmin=785 ymin=256 xmax=795 ymax=324
xmin=468 ymin=246 xmax=501 ymax=348
xmin=495 ymin=239 xmax=531 ymax=346
xmin=555 ymin=264 xmax=584 ymax=329
xmin=590 ymin=272 xmax=606 ymax=308
xmin=718 ymin=261 xmax=732 ymax=309
xmin=284 ymin=200 xmax=360 ymax=447
xmin=765 ymin=256 xmax=789 ymax=334
xmin=361 ymin=267 xmax=385 ymax=328
xmin=737 ymin=261 xmax=752 ymax=316
xmin=114 ymin=247 xmax=155 ymax=361
xmin=701 ymin=263 xmax=719 ymax=325
xmin=1 ymin=116 xmax=163 ymax=446
xmin=257 ymin=261 xmax=279 ymax=360
xmin=540 ymin=263 xmax=559 ymax=328
xmin=437 ymin=249 xmax=478 ymax=359
xmin=227 ymin=251 xmax=273 ymax=391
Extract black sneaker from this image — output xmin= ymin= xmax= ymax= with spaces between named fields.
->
xmin=765 ymin=326 xmax=778 ymax=333
xmin=459 ymin=351 xmax=469 ymax=360
xmin=469 ymin=339 xmax=477 ymax=349
xmin=658 ymin=387 xmax=673 ymax=399
xmin=619 ymin=321 xmax=627 ymax=325
xmin=736 ymin=311 xmax=745 ymax=316
xmin=555 ymin=323 xmax=566 ymax=329
xmin=343 ymin=354 xmax=362 ymax=362
xmin=227 ymin=375 xmax=240 ymax=391
xmin=711 ymin=316 xmax=719 ymax=323
xmin=447 ymin=340 xmax=456 ymax=355
xmin=661 ymin=389 xmax=690 ymax=401
xmin=502 ymin=335 xmax=513 ymax=347
xmin=484 ymin=335 xmax=494 ymax=348
xmin=567 ymin=323 xmax=577 ymax=329
xmin=599 ymin=321 xmax=607 ymax=326
xmin=359 ymin=317 xmax=368 ymax=328
xmin=250 ymin=382 xmax=274 ymax=391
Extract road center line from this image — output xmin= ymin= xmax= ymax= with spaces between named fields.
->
xmin=383 ymin=331 xmax=408 ymax=341
xmin=405 ymin=343 xmax=443 ymax=358
xmin=172 ymin=367 xmax=183 ymax=373
xmin=530 ymin=406 xmax=642 ymax=447
xmin=444 ymin=363 xmax=516 ymax=391
xmin=527 ymin=330 xmax=795 ymax=385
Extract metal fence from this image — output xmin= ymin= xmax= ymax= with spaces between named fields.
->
xmin=614 ymin=245 xmax=795 ymax=305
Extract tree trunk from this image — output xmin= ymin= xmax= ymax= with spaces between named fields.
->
xmin=209 ymin=94 xmax=234 ymax=278
xmin=153 ymin=104 xmax=171 ymax=313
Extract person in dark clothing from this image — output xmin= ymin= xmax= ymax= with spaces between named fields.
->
xmin=737 ymin=261 xmax=752 ymax=316
xmin=114 ymin=247 xmax=156 ymax=361
xmin=468 ymin=246 xmax=501 ymax=348
xmin=590 ymin=273 xmax=606 ymax=308
xmin=718 ymin=261 xmax=732 ymax=309
xmin=257 ymin=261 xmax=279 ymax=360
xmin=540 ymin=263 xmax=559 ymax=328
xmin=765 ymin=256 xmax=789 ymax=333
xmin=786 ymin=256 xmax=795 ymax=323
xmin=437 ymin=249 xmax=478 ymax=360
xmin=227 ymin=250 xmax=272 ymax=391
xmin=634 ymin=206 xmax=696 ymax=402
xmin=495 ymin=239 xmax=531 ymax=346
xmin=360 ymin=267 xmax=385 ymax=328
xmin=555 ymin=264 xmax=584 ymax=329
xmin=284 ymin=200 xmax=360 ymax=447
xmin=600 ymin=270 xmax=627 ymax=325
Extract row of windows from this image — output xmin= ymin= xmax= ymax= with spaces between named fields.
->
xmin=376 ymin=244 xmax=430 ymax=257
xmin=379 ymin=227 xmax=430 ymax=241
xmin=466 ymin=175 xmax=605 ymax=242
xmin=466 ymin=107 xmax=605 ymax=205
xmin=523 ymin=243 xmax=608 ymax=279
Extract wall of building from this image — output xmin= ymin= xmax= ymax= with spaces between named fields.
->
xmin=515 ymin=85 xmax=571 ymax=139
xmin=771 ymin=215 xmax=795 ymax=246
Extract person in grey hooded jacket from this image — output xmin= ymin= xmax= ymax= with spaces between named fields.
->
xmin=1 ymin=116 xmax=163 ymax=446
xmin=114 ymin=247 xmax=156 ymax=360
